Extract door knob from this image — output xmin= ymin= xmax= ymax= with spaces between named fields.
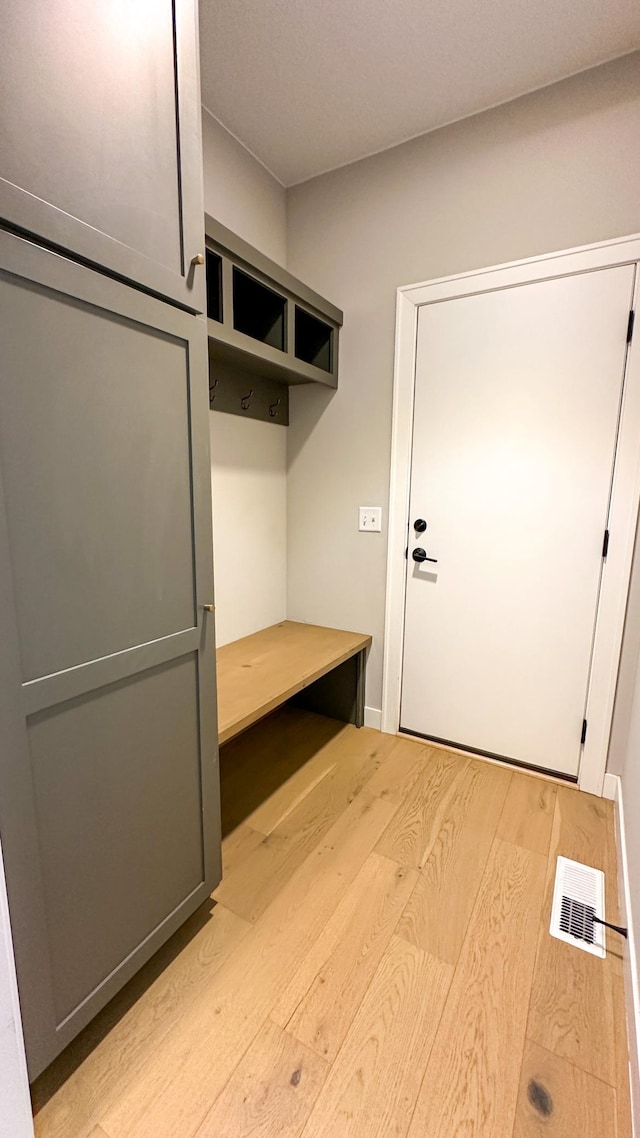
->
xmin=414 ymin=519 xmax=427 ymax=532
xmin=412 ymin=547 xmax=438 ymax=563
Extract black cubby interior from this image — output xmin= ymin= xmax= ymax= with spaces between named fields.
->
xmin=206 ymin=251 xmax=223 ymax=323
xmin=294 ymin=306 xmax=333 ymax=372
xmin=232 ymin=267 xmax=286 ymax=351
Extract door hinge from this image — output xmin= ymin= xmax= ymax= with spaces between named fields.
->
xmin=602 ymin=529 xmax=610 ymax=558
xmin=405 ymin=546 xmax=408 ymax=560
xmin=581 ymin=719 xmax=588 ymax=746
xmin=627 ymin=310 xmax=635 ymax=345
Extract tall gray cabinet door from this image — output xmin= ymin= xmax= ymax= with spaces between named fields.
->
xmin=0 ymin=228 xmax=220 ymax=1079
xmin=0 ymin=0 xmax=205 ymax=313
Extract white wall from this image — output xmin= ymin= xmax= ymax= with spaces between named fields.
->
xmin=202 ymin=112 xmax=288 ymax=644
xmin=285 ymin=51 xmax=640 ymax=718
xmin=210 ymin=413 xmax=287 ymax=646
xmin=0 ymin=844 xmax=33 ymax=1138
xmin=615 ymin=533 xmax=640 ymax=1116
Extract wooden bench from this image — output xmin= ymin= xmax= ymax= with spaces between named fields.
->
xmin=216 ymin=621 xmax=372 ymax=744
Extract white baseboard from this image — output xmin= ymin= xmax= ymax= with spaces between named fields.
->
xmin=364 ymin=706 xmax=382 ymax=730
xmin=603 ymin=771 xmax=618 ymax=800
xmin=610 ymin=774 xmax=640 ymax=1133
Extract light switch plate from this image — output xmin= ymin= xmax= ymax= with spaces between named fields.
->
xmin=359 ymin=506 xmax=382 ymax=532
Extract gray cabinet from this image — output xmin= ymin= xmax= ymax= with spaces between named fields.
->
xmin=0 ymin=0 xmax=206 ymax=312
xmin=0 ymin=227 xmax=220 ymax=1078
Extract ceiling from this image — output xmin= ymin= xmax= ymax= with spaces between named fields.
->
xmin=198 ymin=0 xmax=640 ymax=187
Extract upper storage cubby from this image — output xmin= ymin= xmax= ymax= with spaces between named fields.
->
xmin=233 ymin=267 xmax=286 ymax=351
xmin=295 ymin=306 xmax=333 ymax=373
xmin=206 ymin=251 xmax=223 ymax=324
xmin=205 ymin=215 xmax=342 ymax=391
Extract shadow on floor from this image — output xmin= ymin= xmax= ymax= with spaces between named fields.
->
xmin=32 ymin=706 xmax=347 ymax=1111
xmin=31 ymin=895 xmax=217 ymax=1112
xmin=220 ymin=704 xmax=346 ymax=836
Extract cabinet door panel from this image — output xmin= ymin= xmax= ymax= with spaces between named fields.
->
xmin=0 ymin=229 xmax=219 ymax=1078
xmin=0 ymin=0 xmax=205 ymax=311
xmin=0 ymin=277 xmax=195 ymax=680
xmin=29 ymin=655 xmax=204 ymax=1023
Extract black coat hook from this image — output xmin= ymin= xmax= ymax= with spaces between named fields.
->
xmin=241 ymin=388 xmax=254 ymax=410
xmin=269 ymin=397 xmax=281 ymax=418
xmin=209 ymin=374 xmax=219 ymax=402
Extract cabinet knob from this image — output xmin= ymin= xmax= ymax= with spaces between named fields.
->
xmin=191 ymin=253 xmax=205 ymax=266
xmin=203 ymin=603 xmax=215 ymax=612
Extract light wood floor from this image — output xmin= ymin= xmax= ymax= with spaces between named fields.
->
xmin=32 ymin=707 xmax=632 ymax=1138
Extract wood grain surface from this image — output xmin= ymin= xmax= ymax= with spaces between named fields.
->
xmin=219 ymin=706 xmax=344 ymax=834
xmin=281 ymin=853 xmax=417 ymax=1060
xmin=526 ymin=787 xmax=617 ymax=1086
xmin=32 ymin=904 xmax=250 ymax=1138
xmin=300 ymin=935 xmax=452 ymax=1138
xmin=100 ymin=793 xmax=397 ymax=1138
xmin=406 ymin=839 xmax=547 ymax=1138
xmin=214 ymin=726 xmax=395 ymax=922
xmin=374 ymin=746 xmax=465 ymax=869
xmin=216 ymin=621 xmax=371 ymax=743
xmin=220 ymin=822 xmax=264 ymax=877
xmin=33 ymin=708 xmax=630 ymax=1138
xmin=497 ymin=775 xmax=557 ymax=856
xmin=512 ymin=1039 xmax=615 ymax=1135
xmin=397 ymin=759 xmax=512 ymax=963
xmin=193 ymin=1019 xmax=328 ymax=1138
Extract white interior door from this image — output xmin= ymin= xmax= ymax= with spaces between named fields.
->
xmin=401 ymin=266 xmax=634 ymax=777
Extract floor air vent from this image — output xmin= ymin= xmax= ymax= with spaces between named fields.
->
xmin=549 ymin=856 xmax=606 ymax=958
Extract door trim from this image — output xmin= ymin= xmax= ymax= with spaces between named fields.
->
xmin=382 ymin=232 xmax=640 ymax=796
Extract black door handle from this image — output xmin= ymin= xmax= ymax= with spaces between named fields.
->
xmin=412 ymin=547 xmax=438 ymax=563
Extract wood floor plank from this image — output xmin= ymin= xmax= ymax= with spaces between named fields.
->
xmin=279 ymin=853 xmax=417 ymax=1061
xmin=220 ymin=707 xmax=344 ymax=834
xmin=496 ymin=775 xmax=557 ymax=856
xmin=33 ymin=904 xmax=251 ymax=1138
xmin=271 ymin=851 xmax=414 ymax=1033
xmin=193 ymin=1019 xmax=328 ymax=1138
xmin=526 ymin=786 xmax=617 ymax=1087
xmin=397 ymin=759 xmax=512 ymax=964
xmin=512 ymin=1039 xmax=616 ymax=1135
xmin=247 ymin=751 xmax=338 ymax=836
xmin=375 ymin=747 xmax=468 ymax=869
xmin=35 ymin=719 xmax=622 ymax=1138
xmin=604 ymin=804 xmax=633 ymax=1138
xmin=363 ymin=737 xmax=434 ymax=806
xmin=215 ymin=728 xmax=396 ymax=922
xmin=299 ymin=935 xmax=452 ymax=1138
xmin=100 ymin=793 xmax=398 ymax=1138
xmin=221 ymin=823 xmax=265 ymax=877
xmin=613 ymin=969 xmax=633 ymax=1138
xmin=406 ymin=839 xmax=547 ymax=1138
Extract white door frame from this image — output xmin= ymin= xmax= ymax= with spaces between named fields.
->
xmin=382 ymin=233 xmax=640 ymax=796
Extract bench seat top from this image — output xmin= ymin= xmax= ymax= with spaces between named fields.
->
xmin=216 ymin=620 xmax=371 ymax=744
